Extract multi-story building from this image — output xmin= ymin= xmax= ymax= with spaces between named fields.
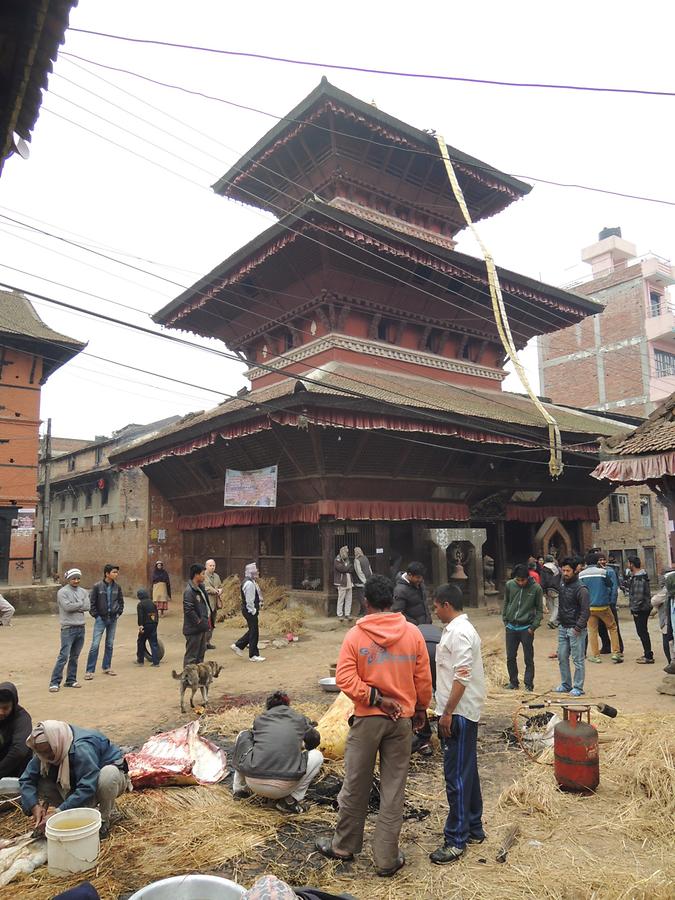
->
xmin=0 ymin=290 xmax=83 ymax=585
xmin=38 ymin=417 xmax=178 ymax=591
xmin=539 ymin=228 xmax=674 ymax=579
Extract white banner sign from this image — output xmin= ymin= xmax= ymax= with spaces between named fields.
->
xmin=224 ymin=465 xmax=278 ymax=508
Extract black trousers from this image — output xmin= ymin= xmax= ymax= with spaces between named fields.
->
xmin=183 ymin=631 xmax=207 ymax=667
xmin=235 ymin=610 xmax=259 ymax=658
xmin=598 ymin=606 xmax=624 ymax=653
xmin=632 ymin=610 xmax=653 ymax=659
xmin=505 ymin=628 xmax=535 ymax=689
xmin=137 ymin=623 xmax=160 ymax=665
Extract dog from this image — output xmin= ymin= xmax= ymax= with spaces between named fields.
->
xmin=172 ymin=661 xmax=223 ymax=713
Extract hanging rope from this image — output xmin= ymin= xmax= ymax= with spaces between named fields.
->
xmin=435 ymin=136 xmax=563 ymax=477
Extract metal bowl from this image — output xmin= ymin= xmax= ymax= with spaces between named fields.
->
xmin=127 ymin=874 xmax=245 ymax=899
xmin=319 ymin=676 xmax=340 ymax=693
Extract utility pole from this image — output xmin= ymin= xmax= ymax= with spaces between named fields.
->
xmin=40 ymin=418 xmax=51 ymax=583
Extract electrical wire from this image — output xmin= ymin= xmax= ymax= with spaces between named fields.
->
xmin=59 ymin=52 xmax=675 ymax=209
xmin=67 ymin=27 xmax=675 ymax=99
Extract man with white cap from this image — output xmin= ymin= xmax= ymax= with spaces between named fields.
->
xmin=232 ymin=563 xmax=265 ymax=662
xmin=49 ymin=569 xmax=90 ymax=692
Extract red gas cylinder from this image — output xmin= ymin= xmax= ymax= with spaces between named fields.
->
xmin=553 ymin=705 xmax=599 ymax=793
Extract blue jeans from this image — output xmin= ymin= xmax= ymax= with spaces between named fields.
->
xmin=50 ymin=625 xmax=85 ymax=687
xmin=137 ymin=623 xmax=160 ymax=665
xmin=557 ymin=625 xmax=587 ymax=692
xmin=86 ymin=617 xmax=118 ymax=673
xmin=442 ymin=715 xmax=484 ymax=849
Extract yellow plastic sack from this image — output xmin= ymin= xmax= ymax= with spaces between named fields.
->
xmin=317 ymin=691 xmax=354 ymax=760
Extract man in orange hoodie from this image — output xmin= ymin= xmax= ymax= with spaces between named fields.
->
xmin=315 ymin=574 xmax=433 ymax=877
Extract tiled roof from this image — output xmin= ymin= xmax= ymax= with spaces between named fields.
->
xmin=0 ymin=290 xmax=84 ymax=346
xmin=603 ymin=393 xmax=675 ymax=456
xmin=114 ymin=361 xmax=632 ymax=462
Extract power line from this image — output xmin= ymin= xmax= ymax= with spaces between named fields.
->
xmin=60 ymin=52 xmax=675 ymax=209
xmin=68 ymin=28 xmax=675 ymax=98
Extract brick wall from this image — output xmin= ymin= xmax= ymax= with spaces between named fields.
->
xmin=591 ymin=486 xmax=670 ymax=576
xmin=59 ymin=519 xmax=149 ymax=595
xmin=147 ymin=481 xmax=184 ymax=590
xmin=541 ymin=354 xmax=600 ymax=407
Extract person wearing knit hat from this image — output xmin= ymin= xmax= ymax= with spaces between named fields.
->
xmin=49 ymin=569 xmax=90 ymax=692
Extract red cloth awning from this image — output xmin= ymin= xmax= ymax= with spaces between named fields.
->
xmin=506 ymin=504 xmax=599 ymax=523
xmin=591 ymin=452 xmax=675 ymax=484
xmin=178 ymin=499 xmax=470 ymax=531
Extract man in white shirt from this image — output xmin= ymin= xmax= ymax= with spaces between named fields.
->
xmin=429 ymin=583 xmax=486 ymax=865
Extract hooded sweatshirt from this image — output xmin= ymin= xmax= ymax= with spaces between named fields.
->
xmin=502 ymin=577 xmax=544 ymax=629
xmin=335 ymin=611 xmax=432 ymax=718
xmin=0 ymin=682 xmax=33 ymax=778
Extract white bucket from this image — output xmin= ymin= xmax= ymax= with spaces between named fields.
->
xmin=127 ymin=874 xmax=246 ymax=899
xmin=45 ymin=807 xmax=101 ymax=875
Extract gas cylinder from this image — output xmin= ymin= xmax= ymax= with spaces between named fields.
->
xmin=553 ymin=705 xmax=599 ymax=793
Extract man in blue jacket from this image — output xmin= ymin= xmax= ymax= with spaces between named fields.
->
xmin=579 ymin=552 xmax=622 ymax=664
xmin=597 ymin=552 xmax=624 ymax=655
xmin=20 ymin=720 xmax=128 ymax=837
xmin=85 ymin=565 xmax=124 ymax=679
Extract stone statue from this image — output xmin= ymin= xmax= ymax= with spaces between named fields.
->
xmin=483 ymin=554 xmax=498 ymax=595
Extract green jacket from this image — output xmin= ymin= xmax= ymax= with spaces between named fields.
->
xmin=502 ymin=577 xmax=544 ymax=629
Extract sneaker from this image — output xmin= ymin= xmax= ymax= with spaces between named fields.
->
xmin=553 ymin=685 xmax=570 ymax=693
xmin=275 ymin=796 xmax=303 ymax=814
xmin=611 ymin=653 xmax=623 ymax=663
xmin=664 ymin=661 xmax=675 ymax=675
xmin=503 ymin=683 xmax=519 ymax=690
xmin=206 ymin=643 xmax=217 ymax=650
xmin=230 ymin=643 xmax=244 ymax=657
xmin=524 ymin=685 xmax=534 ymax=693
xmin=84 ymin=673 xmax=94 ymax=680
xmin=569 ymin=688 xmax=585 ymax=697
xmin=467 ymin=833 xmax=486 ymax=844
xmin=430 ymin=844 xmax=464 ymax=865
xmin=134 ymin=661 xmax=144 ymax=666
xmin=48 ymin=685 xmax=60 ymax=693
xmin=64 ymin=682 xmax=82 ymax=688
xmin=249 ymin=656 xmax=266 ymax=662
xmin=636 ymin=657 xmax=655 ymax=665
xmin=587 ymin=656 xmax=602 ymax=664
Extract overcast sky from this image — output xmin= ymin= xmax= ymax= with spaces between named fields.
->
xmin=2 ymin=0 xmax=673 ymax=440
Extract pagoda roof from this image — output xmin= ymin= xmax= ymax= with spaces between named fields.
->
xmin=212 ymin=77 xmax=531 ymax=223
xmin=153 ymin=199 xmax=601 ymax=346
xmin=111 ymin=360 xmax=632 ymax=469
xmin=0 ymin=0 xmax=78 ymax=175
xmin=0 ymin=289 xmax=85 ymax=379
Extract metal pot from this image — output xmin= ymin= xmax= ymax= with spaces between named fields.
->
xmin=127 ymin=874 xmax=246 ymax=899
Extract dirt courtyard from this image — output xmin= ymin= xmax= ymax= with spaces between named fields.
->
xmin=1 ymin=601 xmax=668 ymax=743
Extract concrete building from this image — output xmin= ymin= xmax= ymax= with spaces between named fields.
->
xmin=539 ymin=228 xmax=674 ymax=578
xmin=37 ymin=417 xmax=178 ymax=592
xmin=0 ymin=290 xmax=83 ymax=586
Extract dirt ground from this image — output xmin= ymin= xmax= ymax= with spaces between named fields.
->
xmin=1 ymin=601 xmax=668 ymax=743
xmin=0 ymin=603 xmax=672 ymax=898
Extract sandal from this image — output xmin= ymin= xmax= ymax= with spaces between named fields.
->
xmin=376 ymin=852 xmax=405 ymax=877
xmin=314 ymin=836 xmax=353 ymax=862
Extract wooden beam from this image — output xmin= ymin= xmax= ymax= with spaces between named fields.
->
xmin=309 ymin=426 xmax=327 ymax=499
xmin=345 ymin=432 xmax=371 ymax=476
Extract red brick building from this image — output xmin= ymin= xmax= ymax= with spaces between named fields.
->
xmin=112 ymin=81 xmax=631 ymax=609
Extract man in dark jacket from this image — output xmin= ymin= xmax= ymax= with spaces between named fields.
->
xmin=85 ymin=564 xmax=124 ymax=679
xmin=135 ymin=589 xmax=160 ymax=667
xmin=0 ymin=682 xmax=32 ymax=779
xmin=182 ymin=563 xmax=211 ymax=666
xmin=554 ymin=558 xmax=591 ymax=697
xmin=502 ymin=564 xmax=544 ymax=691
xmin=627 ymin=556 xmax=654 ymax=663
xmin=392 ymin=562 xmax=431 ymax=625
xmin=232 ymin=690 xmax=323 ymax=814
xmin=20 ymin=720 xmax=128 ymax=838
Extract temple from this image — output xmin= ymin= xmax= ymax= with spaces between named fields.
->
xmin=113 ymin=79 xmax=634 ymax=609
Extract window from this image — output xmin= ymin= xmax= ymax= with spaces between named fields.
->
xmin=58 ymin=519 xmax=66 ymax=535
xmin=640 ymin=494 xmax=653 ymax=528
xmin=59 ymin=495 xmax=66 ymax=512
xmin=100 ymin=483 xmax=109 ymax=506
xmin=70 ymin=517 xmax=78 ymax=527
xmin=95 ymin=445 xmax=103 ymax=465
xmin=649 ymin=290 xmax=663 ymax=317
xmin=643 ymin=546 xmax=657 ymax=582
xmin=609 ymin=493 xmax=630 ymax=523
xmin=84 ymin=489 xmax=92 ymax=509
xmin=67 ymin=456 xmax=75 ymax=472
xmin=84 ymin=516 xmax=93 ymax=527
xmin=654 ymin=349 xmax=675 ymax=379
xmin=99 ymin=514 xmax=109 ymax=524
xmin=258 ymin=526 xmax=284 ymax=557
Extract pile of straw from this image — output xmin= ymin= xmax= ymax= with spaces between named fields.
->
xmin=217 ymin=576 xmax=306 ymax=634
xmin=481 ymin=633 xmax=510 ymax=695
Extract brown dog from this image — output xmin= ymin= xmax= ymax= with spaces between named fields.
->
xmin=172 ymin=660 xmax=223 ymax=713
